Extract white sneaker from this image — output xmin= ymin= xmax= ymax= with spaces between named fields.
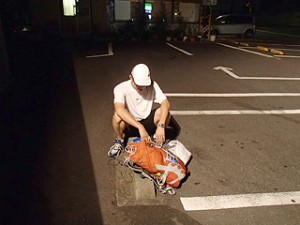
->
xmin=108 ymin=140 xmax=124 ymax=157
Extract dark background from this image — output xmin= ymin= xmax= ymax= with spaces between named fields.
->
xmin=1 ymin=0 xmax=300 ymax=224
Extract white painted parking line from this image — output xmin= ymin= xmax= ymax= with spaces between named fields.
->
xmin=273 ymin=48 xmax=300 ymax=52
xmin=249 ymin=43 xmax=300 ymax=47
xmin=167 ymin=93 xmax=300 ymax=115
xmin=86 ymin=43 xmax=113 ymax=58
xmin=241 ymin=43 xmax=300 ymax=58
xmin=214 ymin=66 xmax=300 ymax=81
xmin=166 ymin=93 xmax=300 ymax=97
xmin=171 ymin=109 xmax=300 ymax=115
xmin=166 ymin=42 xmax=194 ymax=56
xmin=180 ymin=191 xmax=300 ymax=211
xmin=275 ymin=55 xmax=300 ymax=59
xmin=218 ymin=43 xmax=276 ymax=58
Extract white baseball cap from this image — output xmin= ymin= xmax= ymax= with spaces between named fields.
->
xmin=131 ymin=63 xmax=151 ymax=86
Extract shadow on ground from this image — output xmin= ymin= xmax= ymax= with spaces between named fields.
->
xmin=121 ymin=206 xmax=202 ymax=225
xmin=0 ymin=34 xmax=103 ymax=225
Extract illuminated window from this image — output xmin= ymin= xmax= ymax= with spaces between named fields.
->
xmin=63 ymin=0 xmax=77 ymax=16
xmin=145 ymin=3 xmax=152 ymax=14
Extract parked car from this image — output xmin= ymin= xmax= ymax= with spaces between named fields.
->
xmin=211 ymin=14 xmax=255 ymax=38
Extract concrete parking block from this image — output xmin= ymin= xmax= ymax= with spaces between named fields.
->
xmin=134 ymin=172 xmax=156 ymax=201
xmin=257 ymin=46 xmax=269 ymax=52
xmin=270 ymin=49 xmax=284 ymax=55
xmin=115 ymin=137 xmax=165 ymax=206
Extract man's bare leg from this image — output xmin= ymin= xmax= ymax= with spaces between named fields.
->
xmin=153 ymin=107 xmax=171 ymax=126
xmin=112 ymin=112 xmax=126 ymax=141
xmin=154 ymin=108 xmax=180 ymax=141
xmin=108 ymin=112 xmax=127 ymax=157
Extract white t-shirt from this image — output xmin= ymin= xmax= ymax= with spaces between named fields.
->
xmin=113 ymin=80 xmax=167 ymax=121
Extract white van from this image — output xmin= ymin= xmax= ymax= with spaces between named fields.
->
xmin=211 ymin=14 xmax=255 ymax=38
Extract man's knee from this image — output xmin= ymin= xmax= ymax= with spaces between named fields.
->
xmin=113 ymin=112 xmax=128 ymax=130
xmin=167 ymin=116 xmax=181 ymax=138
xmin=113 ymin=112 xmax=122 ymax=123
xmin=153 ymin=108 xmax=161 ymax=124
xmin=154 ymin=108 xmax=171 ymax=125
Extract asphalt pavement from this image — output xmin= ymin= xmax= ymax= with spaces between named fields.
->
xmin=0 ymin=35 xmax=201 ymax=225
xmin=2 ymin=26 xmax=299 ymax=225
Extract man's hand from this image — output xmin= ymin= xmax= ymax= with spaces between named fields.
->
xmin=138 ymin=126 xmax=150 ymax=141
xmin=155 ymin=126 xmax=165 ymax=146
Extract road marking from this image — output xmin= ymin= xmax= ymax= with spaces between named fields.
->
xmin=249 ymin=43 xmax=300 ymax=47
xmin=273 ymin=48 xmax=300 ymax=52
xmin=170 ymin=109 xmax=300 ymax=115
xmin=166 ymin=42 xmax=194 ymax=56
xmin=214 ymin=66 xmax=300 ymax=81
xmin=241 ymin=46 xmax=288 ymax=56
xmin=275 ymin=55 xmax=300 ymax=59
xmin=218 ymin=43 xmax=276 ymax=58
xmin=86 ymin=43 xmax=113 ymax=58
xmin=165 ymin=93 xmax=300 ymax=97
xmin=180 ymin=191 xmax=300 ymax=211
xmin=167 ymin=93 xmax=300 ymax=115
xmin=241 ymin=46 xmax=300 ymax=55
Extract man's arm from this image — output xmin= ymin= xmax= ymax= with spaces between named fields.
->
xmin=155 ymin=98 xmax=170 ymax=145
xmin=157 ymin=98 xmax=170 ymax=126
xmin=114 ymin=102 xmax=150 ymax=140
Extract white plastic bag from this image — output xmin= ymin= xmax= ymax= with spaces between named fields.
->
xmin=164 ymin=140 xmax=192 ymax=165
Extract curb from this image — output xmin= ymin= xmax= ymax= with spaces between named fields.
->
xmin=257 ymin=46 xmax=284 ymax=55
xmin=115 ymin=137 xmax=161 ymax=206
xmin=234 ymin=41 xmax=284 ymax=55
xmin=127 ymin=137 xmax=156 ymax=202
xmin=239 ymin=42 xmax=249 ymax=47
xmin=257 ymin=46 xmax=269 ymax=52
xmin=270 ymin=48 xmax=284 ymax=55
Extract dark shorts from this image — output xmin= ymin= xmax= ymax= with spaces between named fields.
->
xmin=125 ymin=108 xmax=157 ymax=137
xmin=124 ymin=108 xmax=181 ymax=142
